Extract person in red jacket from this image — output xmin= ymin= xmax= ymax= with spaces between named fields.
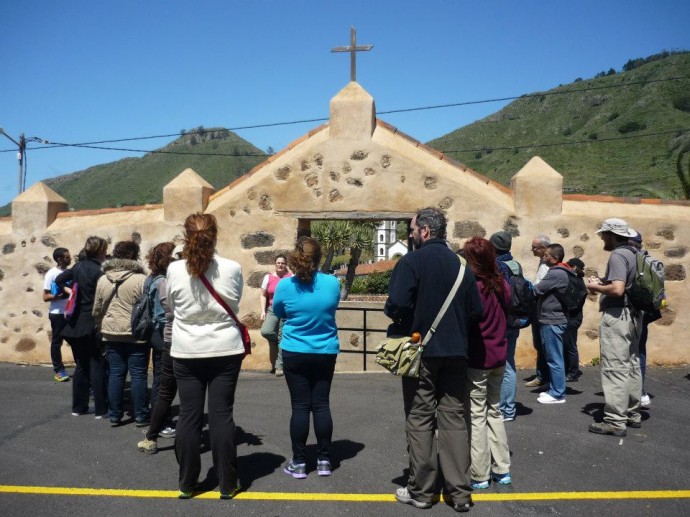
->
xmin=463 ymin=237 xmax=512 ymax=490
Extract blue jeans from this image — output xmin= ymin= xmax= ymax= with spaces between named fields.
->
xmin=540 ymin=324 xmax=567 ymax=399
xmin=282 ymin=351 xmax=337 ymax=464
xmin=106 ymin=342 xmax=151 ymax=423
xmin=532 ymin=323 xmax=549 ymax=383
xmin=499 ymin=327 xmax=519 ymax=419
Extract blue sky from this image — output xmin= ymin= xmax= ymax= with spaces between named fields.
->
xmin=1 ymin=0 xmax=689 ymax=207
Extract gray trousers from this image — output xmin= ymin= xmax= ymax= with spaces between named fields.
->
xmin=260 ymin=307 xmax=284 ymax=369
xmin=402 ymin=357 xmax=472 ymax=506
xmin=599 ymin=306 xmax=642 ymax=429
xmin=467 ymin=366 xmax=511 ymax=482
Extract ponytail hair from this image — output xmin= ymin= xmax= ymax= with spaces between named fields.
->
xmin=288 ymin=236 xmax=322 ymax=284
xmin=183 ymin=213 xmax=218 ymax=277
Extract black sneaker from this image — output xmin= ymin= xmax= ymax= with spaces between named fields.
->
xmin=317 ymin=460 xmax=332 ymax=476
xmin=284 ymin=460 xmax=307 ymax=479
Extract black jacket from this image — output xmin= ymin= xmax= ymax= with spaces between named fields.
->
xmin=384 ymin=239 xmax=483 ymax=358
xmin=56 ymin=258 xmax=104 ymax=339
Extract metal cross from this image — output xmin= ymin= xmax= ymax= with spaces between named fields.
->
xmin=331 ymin=27 xmax=373 ymax=82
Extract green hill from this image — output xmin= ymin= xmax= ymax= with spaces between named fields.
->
xmin=428 ymin=51 xmax=690 ymax=198
xmin=0 ymin=128 xmax=266 ymax=215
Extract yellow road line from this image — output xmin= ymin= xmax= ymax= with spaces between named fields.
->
xmin=1 ymin=485 xmax=690 ymax=501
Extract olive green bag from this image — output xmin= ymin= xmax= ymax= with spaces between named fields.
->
xmin=376 ymin=259 xmax=466 ymax=378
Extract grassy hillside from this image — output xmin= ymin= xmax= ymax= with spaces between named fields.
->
xmin=0 ymin=128 xmax=266 ymax=215
xmin=428 ymin=52 xmax=690 ymax=198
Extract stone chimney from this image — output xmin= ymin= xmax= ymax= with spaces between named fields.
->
xmin=163 ymin=168 xmax=215 ymax=223
xmin=11 ymin=182 xmax=68 ymax=235
xmin=511 ymin=156 xmax=563 ymax=217
xmin=329 ymin=82 xmax=376 ymax=140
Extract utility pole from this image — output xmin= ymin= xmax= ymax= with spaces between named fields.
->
xmin=1 ymin=128 xmax=45 ymax=195
xmin=0 ymin=128 xmax=25 ymax=195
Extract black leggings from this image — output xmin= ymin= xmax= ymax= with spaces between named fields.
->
xmin=282 ymin=351 xmax=337 ymax=464
xmin=147 ymin=342 xmax=177 ymax=440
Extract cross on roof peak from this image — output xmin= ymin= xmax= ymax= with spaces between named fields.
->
xmin=331 ymin=27 xmax=373 ymax=82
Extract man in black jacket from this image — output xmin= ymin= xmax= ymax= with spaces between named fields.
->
xmin=385 ymin=207 xmax=482 ymax=513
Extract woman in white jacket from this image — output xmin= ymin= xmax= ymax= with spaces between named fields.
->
xmin=166 ymin=213 xmax=244 ymax=500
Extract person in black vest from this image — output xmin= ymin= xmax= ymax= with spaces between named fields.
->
xmin=564 ymin=258 xmax=586 ymax=382
xmin=385 ymin=207 xmax=482 ymax=513
xmin=56 ymin=236 xmax=108 ymax=418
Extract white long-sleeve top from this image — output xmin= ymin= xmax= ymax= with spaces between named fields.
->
xmin=167 ymin=254 xmax=244 ymax=359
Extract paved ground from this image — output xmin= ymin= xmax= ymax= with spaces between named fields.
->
xmin=1 ymin=362 xmax=689 ymax=516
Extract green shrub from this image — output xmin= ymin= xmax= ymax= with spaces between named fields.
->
xmin=588 ymin=133 xmax=598 ymax=140
xmin=618 ymin=121 xmax=647 ymax=134
xmin=366 ymin=270 xmax=393 ymax=294
xmin=673 ymin=95 xmax=690 ymax=113
xmin=608 ymin=112 xmax=619 ymax=122
xmin=562 ymin=127 xmax=573 ymax=136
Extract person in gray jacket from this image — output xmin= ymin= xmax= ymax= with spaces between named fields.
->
xmin=93 ymin=240 xmax=148 ymax=426
xmin=532 ymin=243 xmax=575 ymax=404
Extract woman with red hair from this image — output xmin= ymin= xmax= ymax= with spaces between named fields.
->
xmin=462 ymin=237 xmax=512 ymax=489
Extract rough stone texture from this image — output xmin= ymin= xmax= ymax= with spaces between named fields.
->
xmin=254 ymin=249 xmax=292 ymax=265
xmin=346 ymin=178 xmax=363 ymax=188
xmin=438 ymin=197 xmax=453 ymax=210
xmin=241 ymin=312 xmax=262 ymax=330
xmin=580 ymin=233 xmax=590 ymax=241
xmin=41 ymin=235 xmax=57 ymax=247
xmin=243 ymin=206 xmax=251 ymax=214
xmin=329 ymin=190 xmax=344 ymax=202
xmin=584 ymin=267 xmax=599 ymax=278
xmin=314 ymin=153 xmax=324 ymax=167
xmin=305 ymin=173 xmax=319 ymax=188
xmin=364 ymin=167 xmax=376 ymax=176
xmin=448 ymin=242 xmax=462 ymax=253
xmin=329 ymin=171 xmax=340 ymax=182
xmin=32 ymin=309 xmax=42 ymax=317
xmin=656 ymin=227 xmax=674 ymax=240
xmin=504 ymin=218 xmax=520 ymax=236
xmin=400 ymin=176 xmax=406 ymax=183
xmin=3 ymin=243 xmax=16 ymax=255
xmin=274 ymin=166 xmax=290 ymax=181
xmin=247 ymin=189 xmax=258 ymax=201
xmin=313 ymin=188 xmax=323 ymax=198
xmin=241 ymin=232 xmax=275 ymax=249
xmin=646 ymin=241 xmax=661 ymax=250
xmin=342 ymin=162 xmax=352 ymax=174
xmin=34 ymin=263 xmax=50 ymax=275
xmin=585 ymin=329 xmax=599 ymax=340
xmin=655 ymin=308 xmax=675 ymax=326
xmin=301 ymin=160 xmax=311 ymax=172
xmin=557 ymin=227 xmax=570 ymax=238
xmin=0 ymin=269 xmax=4 ymax=281
xmin=131 ymin=232 xmax=142 ymax=244
xmin=258 ymin=194 xmax=273 ymax=211
xmin=349 ymin=333 xmax=360 ymax=348
xmin=424 ymin=177 xmax=437 ymax=190
xmin=381 ymin=155 xmax=391 ymax=168
xmin=15 ymin=337 xmax=35 ymax=352
xmin=350 ymin=150 xmax=368 ymax=160
xmin=453 ymin=221 xmax=487 ymax=239
xmin=572 ymin=245 xmax=584 ymax=258
xmin=664 ymin=247 xmax=687 ymax=258
xmin=247 ymin=271 xmax=270 ymax=289
xmin=665 ymin=264 xmax=686 ymax=281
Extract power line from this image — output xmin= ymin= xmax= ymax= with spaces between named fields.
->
xmin=1 ymin=76 xmax=688 ymax=155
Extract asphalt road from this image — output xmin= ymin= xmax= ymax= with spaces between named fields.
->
xmin=1 ymin=362 xmax=689 ymax=516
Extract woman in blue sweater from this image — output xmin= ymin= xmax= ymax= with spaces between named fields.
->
xmin=273 ymin=236 xmax=340 ymax=479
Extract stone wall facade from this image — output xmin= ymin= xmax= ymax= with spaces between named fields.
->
xmin=1 ymin=81 xmax=688 ymax=370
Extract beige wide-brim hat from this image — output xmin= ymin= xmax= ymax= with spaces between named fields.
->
xmin=595 ymin=218 xmax=638 ymax=238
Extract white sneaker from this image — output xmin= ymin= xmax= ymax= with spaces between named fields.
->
xmin=538 ymin=392 xmax=565 ymax=404
xmin=640 ymin=394 xmax=651 ymax=408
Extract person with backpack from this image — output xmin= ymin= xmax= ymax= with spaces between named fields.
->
xmin=490 ymin=231 xmax=526 ymax=422
xmin=586 ymin=218 xmax=643 ymax=437
xmin=564 ymin=258 xmax=587 ymax=382
xmin=92 ymin=240 xmax=149 ymax=427
xmin=627 ymin=232 xmax=663 ymax=409
xmin=526 ymin=235 xmax=552 ymax=389
xmin=532 ymin=244 xmax=575 ymax=404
